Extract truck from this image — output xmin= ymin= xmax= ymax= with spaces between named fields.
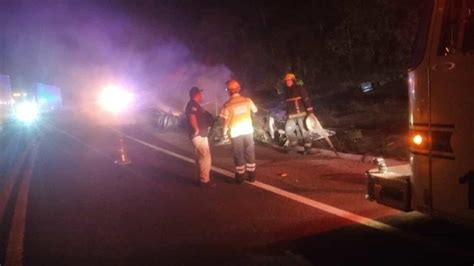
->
xmin=366 ymin=0 xmax=474 ymax=222
xmin=35 ymin=82 xmax=62 ymax=112
xmin=0 ymin=74 xmax=13 ymax=129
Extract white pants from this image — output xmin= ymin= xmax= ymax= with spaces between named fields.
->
xmin=191 ymin=136 xmax=211 ymax=183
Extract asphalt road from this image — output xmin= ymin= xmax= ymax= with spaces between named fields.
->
xmin=1 ymin=114 xmax=474 ymax=266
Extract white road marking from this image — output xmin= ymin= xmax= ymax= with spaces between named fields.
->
xmin=252 ymin=181 xmax=401 ymax=233
xmin=119 ymin=131 xmax=472 ymax=257
xmin=123 ymin=133 xmax=195 ymax=164
xmin=0 ymin=148 xmax=31 ymax=224
xmin=49 ymin=126 xmax=470 ymax=257
xmin=5 ymin=143 xmax=39 ymax=266
xmin=121 ymin=132 xmax=401 ymax=232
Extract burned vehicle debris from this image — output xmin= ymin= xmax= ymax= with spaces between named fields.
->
xmin=143 ymin=105 xmax=336 ymax=154
xmin=250 ymin=107 xmax=336 ymax=152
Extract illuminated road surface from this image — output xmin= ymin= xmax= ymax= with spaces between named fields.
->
xmin=0 ymin=114 xmax=473 ymax=266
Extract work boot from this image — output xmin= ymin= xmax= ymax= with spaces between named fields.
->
xmin=286 ymin=145 xmax=303 ymax=154
xmin=285 ymin=147 xmax=296 ymax=155
xmin=295 ymin=145 xmax=305 ymax=153
xmin=247 ymin=171 xmax=256 ymax=183
xmin=235 ymin=173 xmax=245 ymax=184
xmin=199 ymin=181 xmax=216 ymax=188
xmin=304 ymin=147 xmax=319 ymax=155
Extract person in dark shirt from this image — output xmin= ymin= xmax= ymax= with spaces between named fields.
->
xmin=185 ymin=87 xmax=215 ymax=187
xmin=283 ymin=73 xmax=315 ymax=153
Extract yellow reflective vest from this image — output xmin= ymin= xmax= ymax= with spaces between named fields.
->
xmin=220 ymin=94 xmax=258 ymax=138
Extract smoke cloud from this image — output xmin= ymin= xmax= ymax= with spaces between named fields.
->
xmin=0 ymin=1 xmax=232 ymax=115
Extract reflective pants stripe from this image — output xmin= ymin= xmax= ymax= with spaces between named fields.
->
xmin=235 ymin=165 xmax=246 ymax=174
xmin=231 ymin=134 xmax=256 ymax=173
xmin=246 ymin=163 xmax=256 ymax=172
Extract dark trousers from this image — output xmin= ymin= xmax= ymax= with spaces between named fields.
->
xmin=231 ymin=134 xmax=256 ymax=174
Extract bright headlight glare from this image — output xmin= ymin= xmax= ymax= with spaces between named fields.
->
xmin=15 ymin=102 xmax=39 ymax=123
xmin=98 ymin=85 xmax=134 ymax=114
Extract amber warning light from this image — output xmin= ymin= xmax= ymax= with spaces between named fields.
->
xmin=413 ymin=134 xmax=423 ymax=146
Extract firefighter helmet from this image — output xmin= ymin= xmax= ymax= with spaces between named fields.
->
xmin=283 ymin=73 xmax=296 ymax=81
xmin=226 ymin=79 xmax=241 ymax=93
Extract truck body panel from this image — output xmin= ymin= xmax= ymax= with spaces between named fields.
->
xmin=367 ymin=0 xmax=474 ymax=222
xmin=36 ymin=83 xmax=62 ymax=112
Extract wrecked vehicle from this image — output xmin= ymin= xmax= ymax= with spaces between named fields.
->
xmin=141 ymin=107 xmax=181 ymax=131
xmin=249 ymin=107 xmax=337 ymax=152
xmin=143 ymin=105 xmax=337 ymax=155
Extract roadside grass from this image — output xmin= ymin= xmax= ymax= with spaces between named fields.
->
xmin=313 ymin=80 xmax=409 ymax=160
xmin=252 ymin=79 xmax=409 ymax=161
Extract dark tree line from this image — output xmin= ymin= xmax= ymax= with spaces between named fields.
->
xmin=167 ymin=0 xmax=423 ymax=93
xmin=0 ymin=0 xmax=424 ymax=95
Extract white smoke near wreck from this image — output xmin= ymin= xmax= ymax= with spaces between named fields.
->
xmin=0 ymin=1 xmax=232 ymax=116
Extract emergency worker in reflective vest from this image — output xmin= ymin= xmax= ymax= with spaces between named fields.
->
xmin=220 ymin=80 xmax=258 ymax=184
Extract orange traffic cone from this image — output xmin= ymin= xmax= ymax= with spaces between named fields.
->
xmin=115 ymin=136 xmax=131 ymax=165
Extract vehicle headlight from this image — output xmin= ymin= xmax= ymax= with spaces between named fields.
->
xmin=15 ymin=102 xmax=39 ymax=123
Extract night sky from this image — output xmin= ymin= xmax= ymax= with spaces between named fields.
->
xmin=0 ymin=0 xmax=421 ymax=107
